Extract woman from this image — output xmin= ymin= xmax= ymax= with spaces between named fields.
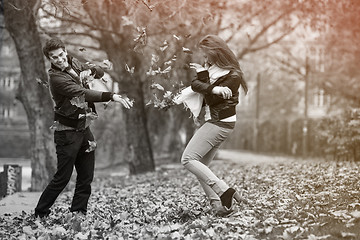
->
xmin=181 ymin=35 xmax=248 ymax=216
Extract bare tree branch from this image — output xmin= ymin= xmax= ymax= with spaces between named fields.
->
xmin=224 ymin=2 xmax=271 ymax=42
xmin=39 ymin=25 xmax=101 ymax=41
xmin=141 ymin=0 xmax=155 ymax=11
xmin=272 ymin=54 xmax=303 ymax=77
xmin=240 ymin=22 xmax=299 ymax=58
xmin=167 ymin=0 xmax=187 ymax=19
xmin=249 ymin=7 xmax=297 ymax=47
xmin=41 ymin=7 xmax=122 ymax=38
xmin=6 ymin=2 xmax=25 ymax=11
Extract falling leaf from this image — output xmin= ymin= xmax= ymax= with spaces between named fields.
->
xmin=35 ymin=77 xmax=49 ymax=88
xmin=49 ymin=121 xmax=59 ymax=130
xmin=173 ymin=34 xmax=180 ymax=40
xmin=151 ymin=54 xmax=160 ymax=65
xmin=78 ymin=112 xmax=98 ymax=120
xmin=85 ymin=140 xmax=97 ymax=153
xmin=125 ymin=63 xmax=135 ymax=74
xmin=79 ymin=47 xmax=86 ymax=52
xmin=160 ymin=45 xmax=168 ymax=52
xmin=70 ymin=95 xmax=88 ymax=109
xmin=146 ymin=67 xmax=156 ymax=76
xmin=163 ymin=91 xmax=173 ymax=99
xmin=102 ymin=60 xmax=113 ymax=70
xmin=103 ymin=100 xmax=111 ymax=109
xmin=341 ymin=232 xmax=356 ymax=238
xmin=160 ymin=40 xmax=168 ymax=51
xmin=162 ymin=66 xmax=171 ymax=73
xmin=182 ymin=47 xmax=193 ymax=54
xmin=121 ymin=16 xmax=133 ymax=26
xmin=151 ymin=83 xmax=165 ymax=91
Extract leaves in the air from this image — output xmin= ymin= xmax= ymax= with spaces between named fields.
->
xmin=35 ymin=77 xmax=49 ymax=88
xmin=151 ymin=54 xmax=160 ymax=65
xmin=103 ymin=100 xmax=112 ymax=109
xmin=150 ymin=83 xmax=165 ymax=91
xmin=78 ymin=112 xmax=98 ymax=120
xmin=160 ymin=40 xmax=168 ymax=52
xmin=133 ymin=27 xmax=147 ymax=52
xmin=70 ymin=95 xmax=88 ymax=109
xmin=49 ymin=121 xmax=60 ymax=130
xmin=101 ymin=60 xmax=113 ymax=70
xmin=125 ymin=63 xmax=135 ymax=74
xmin=146 ymin=66 xmax=172 ymax=76
xmin=163 ymin=91 xmax=173 ymax=99
xmin=85 ymin=140 xmax=97 ymax=153
xmin=182 ymin=47 xmax=193 ymax=54
xmin=121 ymin=16 xmax=133 ymax=26
xmin=79 ymin=47 xmax=86 ymax=52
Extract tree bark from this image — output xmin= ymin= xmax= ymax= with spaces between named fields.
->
xmin=124 ymin=75 xmax=155 ymax=174
xmin=4 ymin=0 xmax=56 ymax=191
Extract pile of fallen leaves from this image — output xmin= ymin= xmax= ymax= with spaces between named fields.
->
xmin=1 ymin=158 xmax=360 ymax=239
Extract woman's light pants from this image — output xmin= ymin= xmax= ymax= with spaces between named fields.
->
xmin=181 ymin=122 xmax=233 ymax=202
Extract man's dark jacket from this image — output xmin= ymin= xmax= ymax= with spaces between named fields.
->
xmin=48 ymin=55 xmax=112 ymax=129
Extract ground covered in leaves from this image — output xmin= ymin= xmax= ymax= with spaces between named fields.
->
xmin=1 ymin=158 xmax=360 ymax=239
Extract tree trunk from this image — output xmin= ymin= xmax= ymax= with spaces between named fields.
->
xmin=123 ymin=72 xmax=155 ymax=174
xmin=97 ymin=33 xmax=155 ymax=174
xmin=4 ymin=0 xmax=56 ymax=191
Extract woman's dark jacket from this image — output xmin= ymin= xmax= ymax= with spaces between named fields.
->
xmin=191 ymin=70 xmax=241 ymax=122
xmin=48 ymin=55 xmax=112 ymax=130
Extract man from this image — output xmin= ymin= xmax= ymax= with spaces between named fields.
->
xmin=34 ymin=38 xmax=133 ymax=218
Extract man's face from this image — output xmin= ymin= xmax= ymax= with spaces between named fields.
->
xmin=48 ymin=48 xmax=69 ymax=70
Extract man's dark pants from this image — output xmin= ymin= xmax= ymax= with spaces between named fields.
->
xmin=35 ymin=128 xmax=95 ymax=217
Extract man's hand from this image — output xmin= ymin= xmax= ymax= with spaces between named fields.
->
xmin=80 ymin=69 xmax=93 ymax=82
xmin=112 ymin=94 xmax=134 ymax=109
xmin=212 ymin=86 xmax=232 ymax=99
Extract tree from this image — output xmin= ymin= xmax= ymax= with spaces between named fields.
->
xmin=320 ymin=0 xmax=360 ymax=105
xmin=2 ymin=0 xmax=56 ymax=191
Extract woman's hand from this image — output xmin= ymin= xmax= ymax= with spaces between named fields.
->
xmin=112 ymin=94 xmax=134 ymax=109
xmin=212 ymin=86 xmax=232 ymax=99
xmin=189 ymin=63 xmax=207 ymax=72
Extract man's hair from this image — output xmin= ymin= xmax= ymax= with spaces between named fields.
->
xmin=43 ymin=38 xmax=65 ymax=59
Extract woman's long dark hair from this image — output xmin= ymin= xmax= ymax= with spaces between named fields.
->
xmin=198 ymin=35 xmax=248 ymax=95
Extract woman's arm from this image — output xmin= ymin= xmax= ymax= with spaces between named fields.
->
xmin=203 ymin=75 xmax=241 ymax=106
xmin=191 ymin=71 xmax=216 ymax=95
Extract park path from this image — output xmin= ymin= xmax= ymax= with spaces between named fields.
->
xmin=0 ymin=150 xmax=298 ymax=215
xmin=217 ymin=149 xmax=302 ymax=165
